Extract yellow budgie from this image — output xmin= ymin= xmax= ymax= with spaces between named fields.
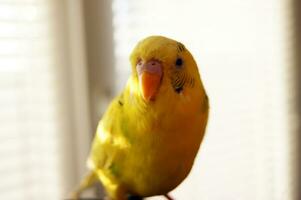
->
xmin=72 ymin=36 xmax=209 ymax=200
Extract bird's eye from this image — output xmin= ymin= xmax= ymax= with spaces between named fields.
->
xmin=175 ymin=58 xmax=183 ymax=68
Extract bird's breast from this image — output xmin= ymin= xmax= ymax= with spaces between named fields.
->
xmin=121 ymin=112 xmax=204 ymax=196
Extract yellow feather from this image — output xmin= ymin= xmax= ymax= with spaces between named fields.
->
xmin=72 ymin=35 xmax=209 ymax=200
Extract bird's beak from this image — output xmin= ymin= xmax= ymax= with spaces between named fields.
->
xmin=136 ymin=60 xmax=162 ymax=102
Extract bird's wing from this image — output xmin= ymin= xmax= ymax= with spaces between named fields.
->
xmin=87 ymin=92 xmax=129 ymax=171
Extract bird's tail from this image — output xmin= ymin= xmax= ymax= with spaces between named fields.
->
xmin=69 ymin=170 xmax=98 ymax=199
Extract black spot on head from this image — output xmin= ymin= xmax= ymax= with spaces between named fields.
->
xmin=118 ymin=100 xmax=123 ymax=106
xmin=189 ymin=77 xmax=195 ymax=87
xmin=175 ymin=86 xmax=183 ymax=93
xmin=177 ymin=42 xmax=185 ymax=52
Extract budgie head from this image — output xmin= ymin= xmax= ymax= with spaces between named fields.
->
xmin=130 ymin=36 xmax=205 ymax=105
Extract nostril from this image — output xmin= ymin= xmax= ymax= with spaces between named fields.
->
xmin=137 ymin=58 xmax=143 ymax=66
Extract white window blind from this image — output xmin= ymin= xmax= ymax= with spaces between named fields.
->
xmin=0 ymin=0 xmax=89 ymax=199
xmin=112 ymin=0 xmax=297 ymax=199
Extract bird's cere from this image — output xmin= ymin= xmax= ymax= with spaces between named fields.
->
xmin=136 ymin=59 xmax=162 ymax=75
xmin=137 ymin=60 xmax=162 ymax=102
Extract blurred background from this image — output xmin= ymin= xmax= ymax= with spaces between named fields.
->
xmin=0 ymin=0 xmax=300 ymax=199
